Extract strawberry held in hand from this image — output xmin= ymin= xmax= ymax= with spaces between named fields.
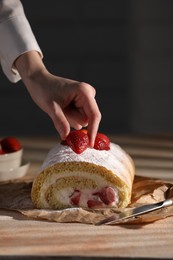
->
xmin=65 ymin=130 xmax=89 ymax=154
xmin=62 ymin=130 xmax=110 ymax=154
xmin=0 ymin=136 xmax=22 ymax=153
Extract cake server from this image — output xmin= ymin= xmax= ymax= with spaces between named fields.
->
xmin=95 ymin=196 xmax=173 ymax=225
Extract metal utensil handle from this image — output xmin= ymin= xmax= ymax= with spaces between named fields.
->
xmin=163 ymin=197 xmax=173 ymax=207
xmin=133 ymin=197 xmax=173 ymax=215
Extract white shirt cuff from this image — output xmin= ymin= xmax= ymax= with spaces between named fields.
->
xmin=0 ymin=14 xmax=43 ymax=83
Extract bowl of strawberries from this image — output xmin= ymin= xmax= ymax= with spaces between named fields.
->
xmin=0 ymin=137 xmax=29 ymax=181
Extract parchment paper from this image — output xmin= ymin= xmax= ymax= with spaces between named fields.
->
xmin=0 ymin=176 xmax=173 ymax=225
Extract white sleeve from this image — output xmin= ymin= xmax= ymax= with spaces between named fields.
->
xmin=0 ymin=0 xmax=43 ymax=83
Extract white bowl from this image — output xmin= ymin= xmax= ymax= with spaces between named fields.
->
xmin=0 ymin=161 xmax=30 ymax=182
xmin=0 ymin=149 xmax=23 ymax=171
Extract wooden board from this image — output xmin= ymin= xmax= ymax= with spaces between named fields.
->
xmin=0 ymin=209 xmax=173 ymax=258
xmin=0 ymin=135 xmax=173 ymax=259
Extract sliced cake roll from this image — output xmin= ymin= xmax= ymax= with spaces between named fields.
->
xmin=31 ymin=131 xmax=135 ymax=209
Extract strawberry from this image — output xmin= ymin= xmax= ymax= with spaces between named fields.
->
xmin=0 ymin=136 xmax=22 ymax=153
xmin=80 ymin=129 xmax=88 ymax=134
xmin=70 ymin=190 xmax=81 ymax=206
xmin=61 ymin=129 xmax=88 ymax=146
xmin=98 ymin=187 xmax=116 ymax=205
xmin=94 ymin=133 xmax=110 ymax=151
xmin=87 ymin=200 xmax=104 ymax=208
xmin=0 ymin=149 xmax=5 ymax=155
xmin=65 ymin=130 xmax=89 ymax=154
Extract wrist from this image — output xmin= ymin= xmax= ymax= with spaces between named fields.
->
xmin=15 ymin=51 xmax=47 ymax=82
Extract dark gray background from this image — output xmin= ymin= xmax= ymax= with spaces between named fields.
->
xmin=0 ymin=0 xmax=173 ymax=137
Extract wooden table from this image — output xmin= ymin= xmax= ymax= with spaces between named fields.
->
xmin=0 ymin=135 xmax=173 ymax=259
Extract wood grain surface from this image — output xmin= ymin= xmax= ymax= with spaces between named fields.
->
xmin=0 ymin=135 xmax=173 ymax=259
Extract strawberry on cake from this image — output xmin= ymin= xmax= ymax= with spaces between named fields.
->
xmin=31 ymin=130 xmax=135 ymax=210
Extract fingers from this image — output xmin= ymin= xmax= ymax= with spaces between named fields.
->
xmin=84 ymin=98 xmax=101 ymax=147
xmin=75 ymin=82 xmax=101 ymax=147
xmin=49 ymin=101 xmax=71 ymax=140
xmin=48 ymin=95 xmax=100 ymax=145
xmin=46 ymin=80 xmax=101 ymax=145
xmin=64 ymin=106 xmax=88 ymax=130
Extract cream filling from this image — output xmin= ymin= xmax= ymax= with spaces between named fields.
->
xmin=40 ymin=171 xmax=119 ymax=208
xmin=57 ymin=187 xmax=119 ymax=208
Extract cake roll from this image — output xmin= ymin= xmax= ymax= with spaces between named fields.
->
xmin=31 ymin=131 xmax=135 ymax=210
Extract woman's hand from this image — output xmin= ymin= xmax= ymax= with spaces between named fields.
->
xmin=15 ymin=51 xmax=101 ymax=147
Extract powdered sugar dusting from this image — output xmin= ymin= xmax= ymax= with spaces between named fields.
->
xmin=40 ymin=143 xmax=134 ymax=187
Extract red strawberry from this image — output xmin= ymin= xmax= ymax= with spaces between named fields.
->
xmin=98 ymin=187 xmax=116 ymax=205
xmin=80 ymin=129 xmax=88 ymax=134
xmin=0 ymin=149 xmax=5 ymax=155
xmin=94 ymin=133 xmax=110 ymax=151
xmin=87 ymin=200 xmax=104 ymax=208
xmin=0 ymin=137 xmax=22 ymax=153
xmin=61 ymin=129 xmax=88 ymax=146
xmin=70 ymin=190 xmax=81 ymax=206
xmin=66 ymin=130 xmax=89 ymax=154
